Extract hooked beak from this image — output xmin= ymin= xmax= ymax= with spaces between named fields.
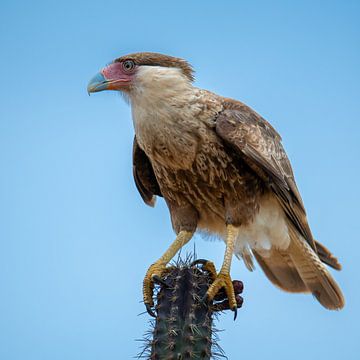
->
xmin=87 ymin=72 xmax=110 ymax=94
xmin=87 ymin=63 xmax=132 ymax=94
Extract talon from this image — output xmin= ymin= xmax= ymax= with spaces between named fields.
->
xmin=233 ymin=306 xmax=238 ymax=321
xmin=152 ymin=275 xmax=169 ymax=288
xmin=143 ymin=261 xmax=168 ymax=314
xmin=191 ymin=259 xmax=217 ymax=282
xmin=211 ymin=294 xmax=243 ymax=313
xmin=201 ymin=292 xmax=210 ymax=305
xmin=145 ymin=303 xmax=156 ymax=318
xmin=191 ymin=259 xmax=209 ymax=267
xmin=205 ymin=272 xmax=237 ymax=312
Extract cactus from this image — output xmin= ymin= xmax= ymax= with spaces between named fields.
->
xmin=138 ymin=258 xmax=243 ymax=360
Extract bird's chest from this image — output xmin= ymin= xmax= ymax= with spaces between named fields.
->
xmin=131 ymin=87 xmax=223 ymax=170
xmin=151 ymin=132 xmax=260 ymax=208
xmin=132 ymin=101 xmax=213 ymax=170
xmin=134 ymin=119 xmax=199 ymax=170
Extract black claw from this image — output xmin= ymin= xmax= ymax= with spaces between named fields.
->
xmin=190 ymin=259 xmax=209 ymax=267
xmin=145 ymin=303 xmax=156 ymax=318
xmin=152 ymin=275 xmax=169 ymax=288
xmin=233 ymin=306 xmax=238 ymax=321
xmin=201 ymin=293 xmax=210 ymax=305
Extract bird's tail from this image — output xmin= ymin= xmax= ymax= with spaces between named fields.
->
xmin=253 ymin=223 xmax=344 ymax=310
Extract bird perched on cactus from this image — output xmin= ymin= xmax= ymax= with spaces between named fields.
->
xmin=88 ymin=52 xmax=344 ymax=317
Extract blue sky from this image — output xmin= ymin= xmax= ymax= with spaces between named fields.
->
xmin=0 ymin=0 xmax=359 ymax=359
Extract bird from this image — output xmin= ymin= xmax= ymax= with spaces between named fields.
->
xmin=87 ymin=52 xmax=344 ymax=317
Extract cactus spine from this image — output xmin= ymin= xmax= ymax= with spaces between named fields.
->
xmin=151 ymin=266 xmax=212 ymax=359
xmin=139 ymin=259 xmax=243 ymax=359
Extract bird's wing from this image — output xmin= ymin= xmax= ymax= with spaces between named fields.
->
xmin=216 ymin=99 xmax=315 ymax=251
xmin=133 ymin=136 xmax=162 ymax=207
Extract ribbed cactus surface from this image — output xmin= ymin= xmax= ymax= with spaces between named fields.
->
xmin=138 ymin=259 xmax=243 ymax=359
xmin=151 ymin=265 xmax=213 ymax=359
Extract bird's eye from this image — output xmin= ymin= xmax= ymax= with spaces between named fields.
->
xmin=122 ymin=60 xmax=135 ymax=72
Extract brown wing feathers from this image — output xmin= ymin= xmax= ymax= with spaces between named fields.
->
xmin=252 ymin=249 xmax=308 ymax=293
xmin=314 ymin=240 xmax=342 ymax=270
xmin=132 ymin=136 xmax=162 ymax=206
xmin=216 ymin=101 xmax=315 ymax=250
xmin=216 ymin=99 xmax=344 ymax=309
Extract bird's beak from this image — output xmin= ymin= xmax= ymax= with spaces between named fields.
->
xmin=87 ymin=63 xmax=132 ymax=94
xmin=87 ymin=72 xmax=110 ymax=94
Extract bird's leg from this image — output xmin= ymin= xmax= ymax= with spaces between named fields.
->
xmin=204 ymin=224 xmax=239 ymax=318
xmin=143 ymin=230 xmax=194 ymax=315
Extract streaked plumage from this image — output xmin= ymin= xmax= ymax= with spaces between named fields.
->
xmin=88 ymin=52 xmax=344 ymax=311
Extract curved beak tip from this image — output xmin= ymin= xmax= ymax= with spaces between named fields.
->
xmin=87 ymin=72 xmax=108 ymax=94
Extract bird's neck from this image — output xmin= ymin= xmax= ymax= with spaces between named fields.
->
xmin=128 ymin=66 xmax=222 ymax=169
xmin=129 ymin=66 xmax=195 ymax=126
xmin=131 ymin=65 xmax=193 ymax=100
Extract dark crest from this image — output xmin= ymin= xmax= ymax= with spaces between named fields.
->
xmin=115 ymin=52 xmax=195 ymax=82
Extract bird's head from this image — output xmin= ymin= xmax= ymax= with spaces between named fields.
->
xmin=87 ymin=52 xmax=194 ymax=98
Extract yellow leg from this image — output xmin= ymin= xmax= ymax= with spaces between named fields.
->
xmin=143 ymin=230 xmax=194 ymax=311
xmin=205 ymin=224 xmax=239 ymax=314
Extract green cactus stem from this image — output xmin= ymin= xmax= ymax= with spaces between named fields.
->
xmin=138 ymin=258 xmax=243 ymax=360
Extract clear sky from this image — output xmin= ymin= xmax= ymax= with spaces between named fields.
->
xmin=1 ymin=0 xmax=359 ymax=359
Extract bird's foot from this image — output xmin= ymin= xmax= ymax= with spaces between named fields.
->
xmin=191 ymin=259 xmax=217 ymax=281
xmin=204 ymin=271 xmax=239 ymax=320
xmin=193 ymin=260 xmax=241 ymax=319
xmin=143 ymin=261 xmax=172 ymax=317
